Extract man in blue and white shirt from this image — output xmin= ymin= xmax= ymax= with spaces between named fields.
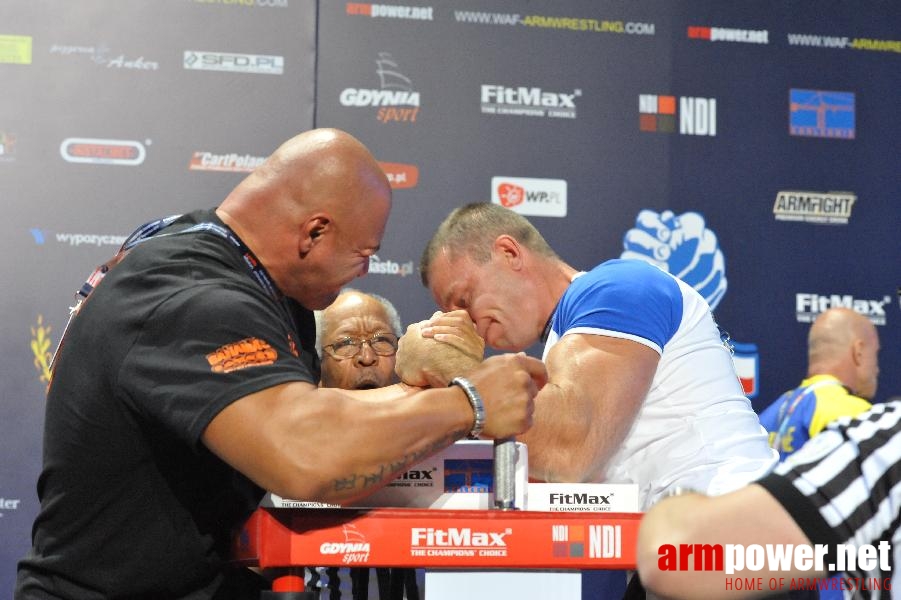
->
xmin=412 ymin=202 xmax=777 ymax=510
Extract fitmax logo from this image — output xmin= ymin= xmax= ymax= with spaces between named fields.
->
xmin=411 ymin=527 xmax=510 ymax=547
xmin=796 ymin=293 xmax=890 ymax=326
xmin=481 ymin=85 xmax=580 ymax=118
xmin=550 ymin=493 xmax=611 ymax=505
xmin=399 ymin=469 xmax=434 ymax=480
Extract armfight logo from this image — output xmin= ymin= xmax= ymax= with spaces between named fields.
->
xmin=492 ymin=176 xmax=567 ymax=217
xmin=796 ymin=293 xmax=891 ymax=326
xmin=340 ymin=52 xmax=420 ymax=123
xmin=60 ymin=138 xmax=146 ymax=166
xmin=773 ymin=190 xmax=856 ymax=225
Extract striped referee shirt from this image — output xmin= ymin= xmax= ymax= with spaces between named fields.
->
xmin=758 ymin=401 xmax=901 ymax=599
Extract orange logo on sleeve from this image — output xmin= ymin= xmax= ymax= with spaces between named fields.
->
xmin=206 ymin=337 xmax=278 ymax=373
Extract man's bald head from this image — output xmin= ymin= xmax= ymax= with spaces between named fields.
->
xmin=808 ymin=307 xmax=880 ymax=399
xmin=215 ymin=128 xmax=392 ymax=310
xmin=224 ymin=128 xmax=389 ymax=218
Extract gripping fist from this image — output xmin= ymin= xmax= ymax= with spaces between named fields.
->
xmin=395 ymin=311 xmax=484 ymax=388
xmin=621 ymin=209 xmax=728 ymax=310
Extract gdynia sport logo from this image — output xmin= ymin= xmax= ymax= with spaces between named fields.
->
xmin=657 ymin=541 xmax=892 ymax=593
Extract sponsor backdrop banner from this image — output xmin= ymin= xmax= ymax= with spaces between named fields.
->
xmin=1 ymin=0 xmax=899 ymax=594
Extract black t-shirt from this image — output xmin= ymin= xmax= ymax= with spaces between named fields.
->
xmin=16 ymin=210 xmax=319 ymax=599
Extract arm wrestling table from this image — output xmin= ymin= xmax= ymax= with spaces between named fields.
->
xmin=231 ymin=440 xmax=641 ymax=598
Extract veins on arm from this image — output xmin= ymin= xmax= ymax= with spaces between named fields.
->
xmin=521 ymin=333 xmax=658 ymax=482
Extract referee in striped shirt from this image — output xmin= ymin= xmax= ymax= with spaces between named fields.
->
xmin=636 ymin=398 xmax=901 ymax=599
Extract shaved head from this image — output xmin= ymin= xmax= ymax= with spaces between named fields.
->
xmin=808 ymin=307 xmax=880 ymax=399
xmin=216 ymin=128 xmax=392 ymax=309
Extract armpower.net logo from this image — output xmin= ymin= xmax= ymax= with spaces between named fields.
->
xmin=206 ymin=337 xmax=277 ymax=373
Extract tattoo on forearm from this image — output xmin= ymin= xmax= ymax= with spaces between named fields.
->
xmin=332 ymin=429 xmax=467 ymax=494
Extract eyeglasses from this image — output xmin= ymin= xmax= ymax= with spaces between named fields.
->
xmin=323 ymin=333 xmax=399 ymax=360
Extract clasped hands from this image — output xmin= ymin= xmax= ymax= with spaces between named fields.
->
xmin=396 ymin=310 xmax=547 ymax=440
xmin=395 ymin=310 xmax=485 ymax=388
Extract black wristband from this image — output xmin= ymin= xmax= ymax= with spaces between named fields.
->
xmin=449 ymin=377 xmax=485 ymax=439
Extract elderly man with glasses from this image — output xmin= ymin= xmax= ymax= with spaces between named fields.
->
xmin=313 ymin=288 xmax=418 ymax=599
xmin=316 ymin=288 xmax=404 ymax=391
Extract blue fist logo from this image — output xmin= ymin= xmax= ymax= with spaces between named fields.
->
xmin=621 ymin=209 xmax=728 ymax=310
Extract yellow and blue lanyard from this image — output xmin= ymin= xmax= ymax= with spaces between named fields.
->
xmin=771 ymin=379 xmax=844 ymax=456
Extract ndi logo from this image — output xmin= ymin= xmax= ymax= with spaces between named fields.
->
xmin=552 ymin=524 xmax=622 ymax=558
xmin=639 ymin=94 xmax=716 ymax=136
